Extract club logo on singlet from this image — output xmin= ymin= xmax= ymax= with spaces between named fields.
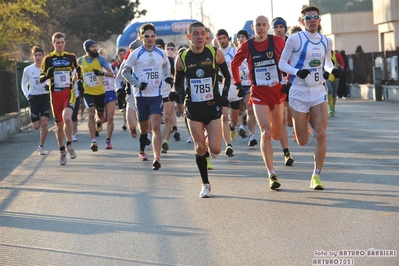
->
xmin=196 ymin=69 xmax=205 ymax=78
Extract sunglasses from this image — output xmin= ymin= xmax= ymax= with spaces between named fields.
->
xmin=167 ymin=47 xmax=175 ymax=51
xmin=303 ymin=15 xmax=320 ymax=20
xmin=143 ymin=34 xmax=156 ymax=38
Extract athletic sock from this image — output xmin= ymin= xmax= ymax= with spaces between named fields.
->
xmin=196 ymin=153 xmax=209 ymax=184
xmin=140 ymin=134 xmax=147 ymax=151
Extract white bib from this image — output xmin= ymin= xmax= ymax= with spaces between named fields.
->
xmin=190 ymin=77 xmax=214 ymax=102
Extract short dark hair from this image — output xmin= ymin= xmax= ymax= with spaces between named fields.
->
xmin=301 ymin=5 xmax=320 ymax=16
xmin=188 ymin=22 xmax=205 ymax=34
xmin=117 ymin=48 xmax=126 ymax=54
xmin=140 ymin=23 xmax=156 ymax=36
xmin=52 ymin=32 xmax=66 ymax=43
xmin=31 ymin=46 xmax=44 ymax=55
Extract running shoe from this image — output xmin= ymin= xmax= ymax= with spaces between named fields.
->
xmin=173 ymin=131 xmax=180 ymax=141
xmin=239 ymin=128 xmax=247 ymax=138
xmin=225 ymin=145 xmax=234 ymax=157
xmin=284 ymin=153 xmax=294 ymax=166
xmin=80 ymin=114 xmax=85 ymax=121
xmin=90 ymin=142 xmax=98 ymax=152
xmin=37 ymin=146 xmax=46 ymax=155
xmin=152 ymin=158 xmax=161 ymax=170
xmin=230 ymin=128 xmax=238 ymax=142
xmin=96 ymin=120 xmax=103 ymax=132
xmin=269 ymin=173 xmax=281 ymax=190
xmin=187 ymin=136 xmax=193 ymax=143
xmin=199 ymin=183 xmax=211 ymax=198
xmin=59 ymin=150 xmax=67 ymax=165
xmin=248 ymin=135 xmax=257 ymax=147
xmin=105 ymin=140 xmax=113 ymax=149
xmin=138 ymin=152 xmax=148 ymax=161
xmin=67 ymin=145 xmax=77 ymax=159
xmin=161 ymin=141 xmax=169 ymax=154
xmin=206 ymin=156 xmax=214 ymax=170
xmin=122 ymin=124 xmax=127 ymax=130
xmin=72 ymin=134 xmax=78 ymax=142
xmin=329 ymin=106 xmax=333 ymax=116
xmin=310 ymin=174 xmax=324 ymax=190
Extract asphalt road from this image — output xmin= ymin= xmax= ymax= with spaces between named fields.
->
xmin=0 ymin=99 xmax=398 ymax=265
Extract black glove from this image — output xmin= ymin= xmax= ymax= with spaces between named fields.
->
xmin=323 ymin=71 xmax=330 ymax=80
xmin=44 ymin=85 xmax=49 ymax=91
xmin=236 ymin=83 xmax=245 ymax=98
xmin=164 ymin=77 xmax=174 ymax=87
xmin=46 ymin=66 xmax=55 ymax=78
xmin=296 ymin=69 xmax=311 ymax=79
xmin=139 ymin=82 xmax=148 ymax=91
xmin=93 ymin=69 xmax=104 ymax=76
xmin=168 ymin=91 xmax=179 ymax=102
xmin=221 ymin=88 xmax=229 ymax=107
xmin=117 ymin=88 xmax=126 ymax=98
xmin=332 ymin=67 xmax=341 ymax=79
xmin=77 ymin=79 xmax=84 ymax=94
xmin=282 ymin=82 xmax=291 ymax=95
xmin=217 ymin=75 xmax=223 ymax=82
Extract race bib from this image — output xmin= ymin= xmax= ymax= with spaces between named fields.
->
xmin=305 ymin=67 xmax=323 ymax=87
xmin=142 ymin=67 xmax=161 ymax=87
xmin=54 ymin=71 xmax=71 ymax=88
xmin=254 ymin=65 xmax=279 ymax=86
xmin=103 ymin=76 xmax=114 ymax=91
xmin=190 ymin=77 xmax=214 ymax=102
xmin=85 ymin=72 xmax=101 ymax=87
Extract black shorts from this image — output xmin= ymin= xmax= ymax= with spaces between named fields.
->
xmin=83 ymin=93 xmax=105 ymax=112
xmin=185 ymin=104 xmax=222 ymax=125
xmin=162 ymin=96 xmax=172 ymax=103
xmin=72 ymin=95 xmax=81 ymax=122
xmin=29 ymin=94 xmax=50 ymax=122
xmin=229 ymin=99 xmax=241 ymax=110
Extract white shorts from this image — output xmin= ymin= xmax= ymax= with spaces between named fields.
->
xmin=126 ymin=94 xmax=137 ymax=111
xmin=289 ymin=84 xmax=327 ymax=113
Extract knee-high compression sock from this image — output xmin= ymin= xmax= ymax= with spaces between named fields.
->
xmin=196 ymin=153 xmax=209 ymax=184
xmin=140 ymin=133 xmax=147 ymax=151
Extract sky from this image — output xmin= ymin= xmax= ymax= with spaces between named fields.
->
xmin=138 ymin=0 xmax=310 ymax=36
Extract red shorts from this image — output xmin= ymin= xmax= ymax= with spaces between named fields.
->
xmin=249 ymin=84 xmax=286 ymax=110
xmin=51 ymin=89 xmax=75 ymax=123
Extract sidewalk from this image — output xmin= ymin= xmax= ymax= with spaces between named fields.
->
xmin=0 ymin=99 xmax=398 ymax=265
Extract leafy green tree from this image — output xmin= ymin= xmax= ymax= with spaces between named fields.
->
xmin=309 ymin=0 xmax=372 ymax=14
xmin=0 ymin=0 xmax=47 ymax=70
xmin=30 ymin=0 xmax=146 ymax=56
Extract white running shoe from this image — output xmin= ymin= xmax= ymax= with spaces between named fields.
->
xmin=187 ymin=136 xmax=193 ymax=143
xmin=67 ymin=145 xmax=77 ymax=159
xmin=60 ymin=150 xmax=67 ymax=165
xmin=72 ymin=134 xmax=78 ymax=142
xmin=37 ymin=146 xmax=46 ymax=155
xmin=199 ymin=183 xmax=211 ymax=198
